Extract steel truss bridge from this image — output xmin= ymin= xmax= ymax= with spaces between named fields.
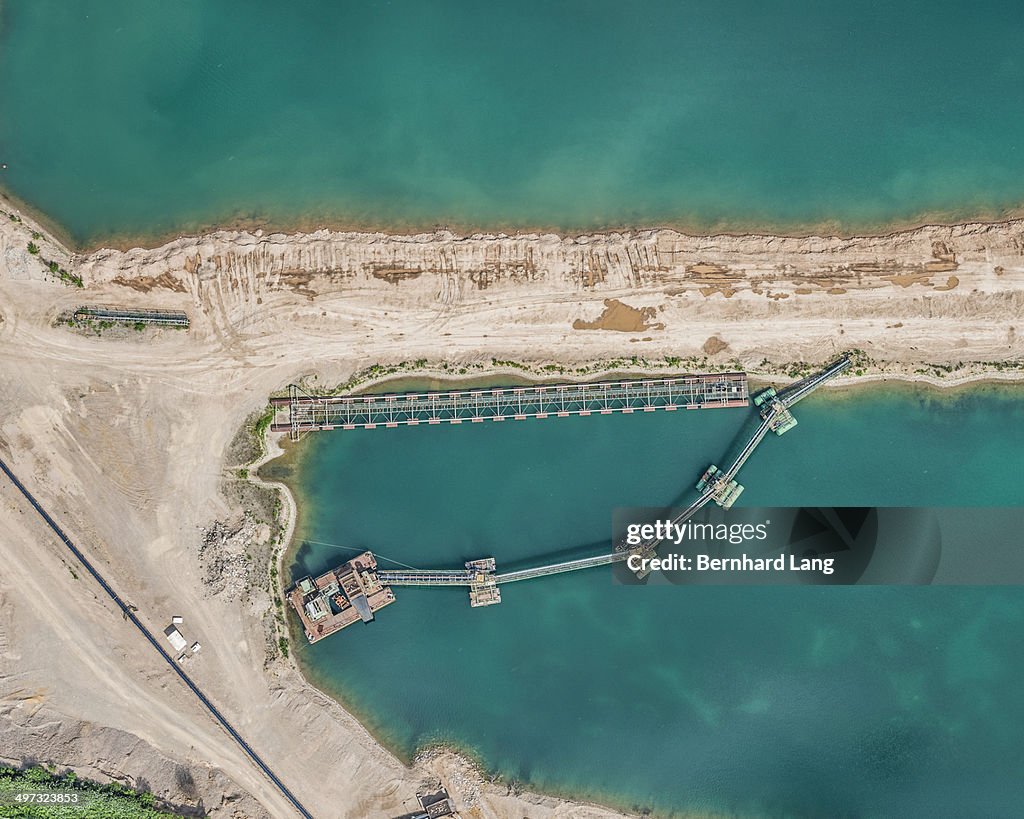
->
xmin=271 ymin=372 xmax=749 ymax=440
xmin=370 ymin=356 xmax=852 ymax=594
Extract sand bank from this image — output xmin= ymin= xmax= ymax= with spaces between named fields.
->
xmin=0 ymin=205 xmax=1021 ymax=817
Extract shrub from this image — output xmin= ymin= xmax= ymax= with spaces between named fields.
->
xmin=0 ymin=765 xmax=175 ymax=816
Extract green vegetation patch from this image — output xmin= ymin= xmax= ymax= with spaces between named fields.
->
xmin=31 ymin=249 xmax=82 ymax=288
xmin=0 ymin=765 xmax=181 ymax=817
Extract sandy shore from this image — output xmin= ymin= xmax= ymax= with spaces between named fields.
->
xmin=0 ymin=203 xmax=1022 ymax=817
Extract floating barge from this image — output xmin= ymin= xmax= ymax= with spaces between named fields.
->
xmin=696 ymin=463 xmax=745 ymax=509
xmin=288 ymin=552 xmax=395 ymax=643
xmin=288 ymin=554 xmax=502 ymax=644
xmin=753 ymin=386 xmax=798 ymax=435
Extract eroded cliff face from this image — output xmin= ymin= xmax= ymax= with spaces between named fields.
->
xmin=4 ymin=211 xmax=1024 ymax=369
xmin=75 ymin=222 xmax=1024 ymax=303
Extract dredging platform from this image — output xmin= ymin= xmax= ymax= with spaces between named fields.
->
xmin=288 ymin=552 xmax=396 ymax=643
xmin=286 ymin=356 xmax=851 ymax=642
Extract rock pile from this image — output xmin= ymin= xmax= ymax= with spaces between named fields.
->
xmin=198 ymin=519 xmax=260 ymax=600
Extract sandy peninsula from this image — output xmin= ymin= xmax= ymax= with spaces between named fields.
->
xmin=0 ymin=204 xmax=1022 ymax=817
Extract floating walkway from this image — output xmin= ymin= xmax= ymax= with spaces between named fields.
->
xmin=376 ymin=551 xmax=629 ymax=587
xmin=287 ymin=356 xmax=851 ymax=641
xmin=271 ymin=372 xmax=748 ymax=440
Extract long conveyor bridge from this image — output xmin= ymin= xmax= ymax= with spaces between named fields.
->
xmin=271 ymin=372 xmax=748 ymax=439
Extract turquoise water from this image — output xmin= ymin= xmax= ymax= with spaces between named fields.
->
xmin=4 ymin=0 xmax=1024 ymax=246
xmin=288 ymin=385 xmax=1024 ymax=817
